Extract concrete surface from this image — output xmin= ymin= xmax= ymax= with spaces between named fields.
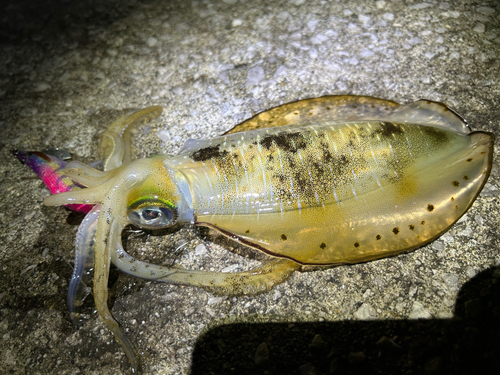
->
xmin=0 ymin=0 xmax=499 ymax=374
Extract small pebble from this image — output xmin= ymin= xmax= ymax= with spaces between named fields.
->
xmin=481 ymin=183 xmax=499 ymax=197
xmin=460 ymin=226 xmax=473 ymax=237
xmin=156 ymin=129 xmax=170 ymax=142
xmin=232 ymin=19 xmax=243 ymax=27
xmin=348 ymin=351 xmax=366 ymax=364
xmin=207 ymin=297 xmax=223 ymax=305
xmin=198 ymin=8 xmax=216 ymax=18
xmin=255 ymin=342 xmax=269 ymax=365
xmin=219 ymin=70 xmax=231 ymax=84
xmin=221 ymin=264 xmax=239 ymax=272
xmin=466 ymin=267 xmax=477 ymax=278
xmin=409 ymin=301 xmax=432 ymax=319
xmin=410 ymin=3 xmax=433 ymax=10
xmin=473 ymin=23 xmax=485 ymax=33
xmin=474 ymin=214 xmax=484 ymax=226
xmin=299 ymin=362 xmax=318 ymax=375
xmin=246 ymin=66 xmax=265 ymax=86
xmin=408 ymin=37 xmax=424 ymax=45
xmin=34 ymin=83 xmax=51 ymax=92
xmin=172 ymin=86 xmax=183 ymax=95
xmin=441 ymin=11 xmax=461 ymax=19
xmin=358 ymin=14 xmax=373 ymax=28
xmin=58 ymin=72 xmax=71 ymax=83
xmin=310 ymin=34 xmax=328 ymax=44
xmin=349 ymin=57 xmax=359 ymax=66
xmin=310 ymin=334 xmax=324 ymax=348
xmin=432 ymin=241 xmax=445 ymax=252
xmin=376 ymin=336 xmax=403 ymax=351
xmin=274 ymin=65 xmax=288 ymax=77
xmin=146 ymin=37 xmax=158 ymax=47
xmin=277 ymin=11 xmax=290 ymax=21
xmin=360 ymin=49 xmax=374 ymax=58
xmin=441 ymin=232 xmax=455 ymax=243
xmin=20 ymin=107 xmax=38 ymax=116
xmin=383 ymin=13 xmax=394 ymax=21
xmin=354 ymin=303 xmax=377 ymax=320
xmin=195 ymin=244 xmax=207 ymax=255
xmin=476 ymin=7 xmax=495 ymax=16
xmin=307 ymin=20 xmax=319 ymax=32
xmin=441 ymin=273 xmax=459 ymax=292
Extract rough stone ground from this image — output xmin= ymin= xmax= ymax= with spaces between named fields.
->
xmin=0 ymin=0 xmax=499 ymax=374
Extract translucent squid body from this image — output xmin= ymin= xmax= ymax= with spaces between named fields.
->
xmin=24 ymin=96 xmax=493 ymax=373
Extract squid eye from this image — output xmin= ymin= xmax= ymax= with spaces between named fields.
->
xmin=128 ymin=206 xmax=175 ymax=229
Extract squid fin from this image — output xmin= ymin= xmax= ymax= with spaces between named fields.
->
xmin=224 ymin=95 xmax=470 ymax=135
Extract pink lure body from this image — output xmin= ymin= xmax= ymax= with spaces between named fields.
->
xmin=14 ymin=150 xmax=92 ymax=214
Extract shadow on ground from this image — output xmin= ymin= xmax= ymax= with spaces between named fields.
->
xmin=191 ymin=266 xmax=500 ymax=375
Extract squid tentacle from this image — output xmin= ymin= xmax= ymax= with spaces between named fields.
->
xmin=68 ymin=205 xmax=100 ymax=325
xmin=99 ymin=106 xmax=163 ymax=170
xmin=64 ymin=161 xmax=109 ymax=177
xmin=63 ymin=167 xmax=112 ymax=188
xmin=112 ymin=241 xmax=299 ymax=295
xmin=44 ymin=183 xmax=109 ymax=206
xmin=93 ymin=206 xmax=141 ymax=373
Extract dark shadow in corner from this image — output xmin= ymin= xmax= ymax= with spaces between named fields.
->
xmin=190 ymin=266 xmax=500 ymax=375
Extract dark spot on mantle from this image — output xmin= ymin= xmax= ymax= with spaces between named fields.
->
xmin=376 ymin=122 xmax=404 ymax=137
xmin=191 ymin=145 xmax=229 ymax=162
xmin=260 ymin=131 xmax=308 ymax=152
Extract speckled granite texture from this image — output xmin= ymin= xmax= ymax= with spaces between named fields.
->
xmin=0 ymin=0 xmax=499 ymax=374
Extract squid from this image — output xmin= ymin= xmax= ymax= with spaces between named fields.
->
xmin=19 ymin=95 xmax=494 ymax=373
